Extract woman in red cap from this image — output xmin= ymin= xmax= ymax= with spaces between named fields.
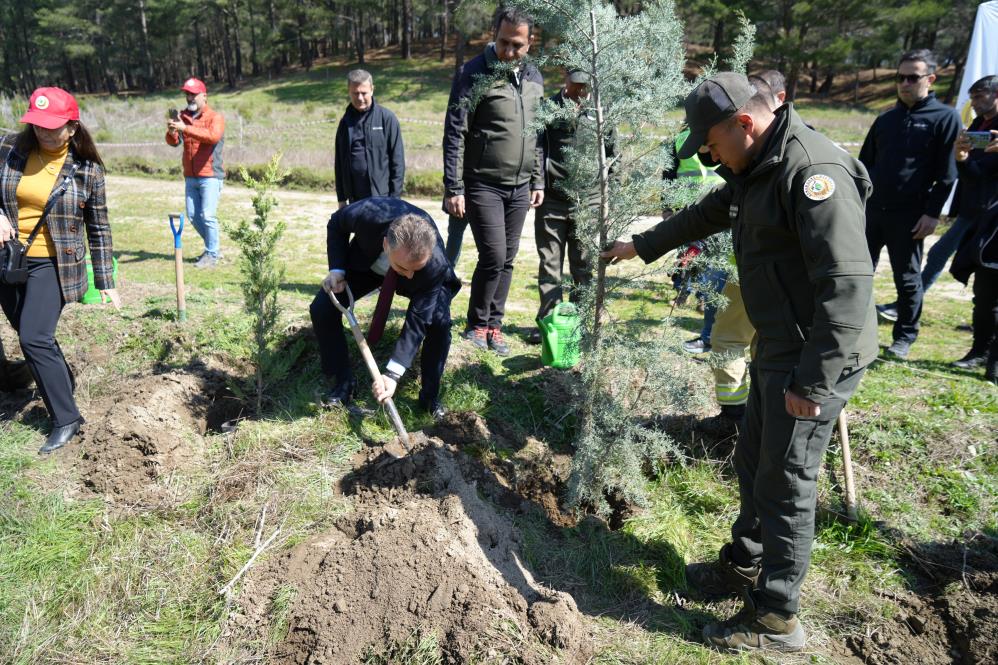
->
xmin=0 ymin=86 xmax=119 ymax=453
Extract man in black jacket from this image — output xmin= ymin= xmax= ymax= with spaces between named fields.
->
xmin=442 ymin=5 xmax=544 ymax=356
xmin=334 ymin=70 xmax=405 ymax=208
xmin=860 ymin=49 xmax=961 ymax=359
xmin=309 ymin=198 xmax=459 ymax=417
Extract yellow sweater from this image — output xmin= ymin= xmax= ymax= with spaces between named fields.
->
xmin=16 ymin=144 xmax=69 ymax=258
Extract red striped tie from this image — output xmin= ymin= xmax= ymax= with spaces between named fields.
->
xmin=367 ymin=268 xmax=397 ymax=345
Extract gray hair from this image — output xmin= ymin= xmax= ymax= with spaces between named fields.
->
xmin=347 ymin=69 xmax=373 ymax=86
xmin=386 ymin=214 xmax=436 ymax=260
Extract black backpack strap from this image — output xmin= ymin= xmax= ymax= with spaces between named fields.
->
xmin=23 ymin=162 xmax=81 ymax=249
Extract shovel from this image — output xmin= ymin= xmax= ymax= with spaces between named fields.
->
xmin=838 ymin=409 xmax=858 ymax=522
xmin=328 ymin=283 xmax=412 ymax=458
xmin=169 ymin=213 xmax=187 ymax=322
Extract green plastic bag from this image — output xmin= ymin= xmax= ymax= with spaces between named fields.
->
xmin=81 ymin=256 xmax=119 ymax=305
xmin=539 ymin=302 xmax=581 ymax=369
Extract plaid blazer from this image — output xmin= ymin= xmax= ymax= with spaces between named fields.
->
xmin=0 ymin=133 xmax=115 ymax=303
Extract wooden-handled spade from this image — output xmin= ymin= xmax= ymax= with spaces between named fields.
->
xmin=328 ymin=283 xmax=412 ymax=458
xmin=169 ymin=213 xmax=187 ymax=322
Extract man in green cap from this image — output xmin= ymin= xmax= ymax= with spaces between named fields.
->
xmin=528 ymin=68 xmax=603 ymax=344
xmin=602 ymin=72 xmax=878 ymax=652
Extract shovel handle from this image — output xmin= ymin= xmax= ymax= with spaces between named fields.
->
xmin=838 ymin=409 xmax=857 ymax=522
xmin=170 ymin=214 xmax=186 ymax=322
xmin=327 ymin=288 xmax=411 ymax=451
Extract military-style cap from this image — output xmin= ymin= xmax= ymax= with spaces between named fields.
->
xmin=567 ymin=69 xmax=590 ymax=84
xmin=677 ymin=72 xmax=756 ymax=159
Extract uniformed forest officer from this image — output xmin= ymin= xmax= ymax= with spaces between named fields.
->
xmin=602 ymin=72 xmax=878 ymax=652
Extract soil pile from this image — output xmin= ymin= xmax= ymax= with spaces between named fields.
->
xmin=227 ymin=437 xmax=590 ymax=663
xmin=845 ymin=534 xmax=998 ymax=665
xmin=77 ymin=371 xmax=211 ymax=504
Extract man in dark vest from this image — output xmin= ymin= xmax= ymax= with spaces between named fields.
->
xmin=309 ymin=198 xmax=459 ymax=418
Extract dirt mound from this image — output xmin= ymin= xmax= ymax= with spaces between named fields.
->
xmin=845 ymin=534 xmax=998 ymax=665
xmin=77 ymin=372 xmax=212 ymax=505
xmin=227 ymin=439 xmax=590 ymax=663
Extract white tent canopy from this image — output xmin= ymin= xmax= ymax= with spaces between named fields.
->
xmin=957 ymin=1 xmax=998 ymax=125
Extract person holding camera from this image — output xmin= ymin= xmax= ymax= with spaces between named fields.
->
xmin=0 ymin=87 xmax=119 ymax=453
xmin=165 ymin=77 xmax=225 ymax=268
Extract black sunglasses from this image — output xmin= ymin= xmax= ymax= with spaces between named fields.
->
xmin=896 ymin=73 xmax=930 ymax=84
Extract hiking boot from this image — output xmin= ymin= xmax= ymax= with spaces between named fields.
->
xmin=685 ymin=543 xmax=760 ymax=600
xmin=682 ymin=337 xmax=711 ymax=354
xmin=697 ymin=404 xmax=745 ymax=438
xmin=885 ymin=339 xmax=911 ymax=360
xmin=487 ymin=327 xmax=510 ymax=356
xmin=952 ymin=350 xmax=987 ymax=370
xmin=461 ymin=326 xmax=488 ymax=351
xmin=703 ymin=590 xmax=806 ymax=653
xmin=876 ymin=302 xmax=898 ymax=323
xmin=319 ymin=378 xmax=355 ymax=408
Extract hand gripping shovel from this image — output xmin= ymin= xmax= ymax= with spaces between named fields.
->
xmin=328 ymin=284 xmax=412 ymax=458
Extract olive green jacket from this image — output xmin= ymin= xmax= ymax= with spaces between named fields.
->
xmin=442 ymin=45 xmax=545 ymax=196
xmin=633 ymin=105 xmax=878 ymax=404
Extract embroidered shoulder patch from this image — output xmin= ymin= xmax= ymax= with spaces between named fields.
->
xmin=803 ymin=174 xmax=835 ymax=201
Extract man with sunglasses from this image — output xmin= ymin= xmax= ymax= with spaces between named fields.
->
xmin=860 ymin=49 xmax=961 ymax=359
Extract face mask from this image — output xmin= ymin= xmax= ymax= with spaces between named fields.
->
xmin=187 ymin=102 xmax=199 ymax=113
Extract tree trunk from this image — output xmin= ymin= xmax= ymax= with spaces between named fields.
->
xmin=440 ymin=0 xmax=449 ymax=61
xmin=712 ymin=18 xmax=724 ymax=50
xmin=137 ymin=0 xmax=156 ymax=91
xmin=401 ymin=0 xmax=412 ymax=59
xmin=454 ymin=31 xmax=466 ymax=73
xmin=194 ymin=22 xmax=206 ymax=78
xmin=232 ymin=0 xmax=244 ymax=79
xmin=248 ymin=0 xmax=261 ymax=76
xmin=354 ymin=8 xmax=366 ymax=64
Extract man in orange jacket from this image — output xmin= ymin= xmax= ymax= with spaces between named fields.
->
xmin=166 ymin=77 xmax=226 ymax=268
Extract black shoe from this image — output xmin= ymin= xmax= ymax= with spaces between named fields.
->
xmin=487 ymin=327 xmax=510 ymax=356
xmin=952 ymin=351 xmax=987 ymax=370
xmin=682 ymin=337 xmax=711 ymax=354
xmin=39 ymin=419 xmax=82 ymax=454
xmin=420 ymin=399 xmax=447 ymax=422
xmin=461 ymin=326 xmax=488 ymax=350
xmin=985 ymin=361 xmax=997 ymax=384
xmin=526 ymin=328 xmax=542 ymax=345
xmin=685 ymin=543 xmax=761 ymax=600
xmin=885 ymin=339 xmax=911 ymax=360
xmin=319 ymin=378 xmax=355 ymax=408
xmin=876 ymin=303 xmax=898 ymax=323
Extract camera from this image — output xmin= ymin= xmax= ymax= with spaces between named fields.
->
xmin=965 ymin=131 xmax=993 ymax=150
xmin=168 ymin=108 xmax=180 ymax=121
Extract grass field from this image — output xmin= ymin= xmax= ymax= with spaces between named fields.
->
xmin=0 ymin=165 xmax=994 ymax=663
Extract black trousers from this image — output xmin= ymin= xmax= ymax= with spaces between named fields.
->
xmin=309 ymin=270 xmax=453 ymax=405
xmin=730 ymin=362 xmax=865 ymax=614
xmin=866 ymin=209 xmax=924 ymax=344
xmin=971 ymin=268 xmax=998 ymax=362
xmin=465 ymin=180 xmax=530 ymax=329
xmin=0 ymin=258 xmax=80 ymax=427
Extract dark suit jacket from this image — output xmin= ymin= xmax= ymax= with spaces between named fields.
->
xmin=326 ymin=197 xmax=459 ymax=368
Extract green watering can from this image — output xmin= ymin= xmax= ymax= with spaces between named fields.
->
xmin=81 ymin=256 xmax=119 ymax=305
xmin=539 ymin=302 xmax=581 ymax=369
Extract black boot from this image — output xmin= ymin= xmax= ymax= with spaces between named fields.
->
xmin=319 ymin=377 xmax=355 ymax=408
xmin=0 ymin=360 xmax=35 ymax=391
xmin=39 ymin=418 xmax=83 ymax=454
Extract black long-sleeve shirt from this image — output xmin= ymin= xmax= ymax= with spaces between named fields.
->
xmin=859 ymin=92 xmax=961 ymax=217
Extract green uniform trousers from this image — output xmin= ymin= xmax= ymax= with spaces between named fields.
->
xmin=534 ymin=198 xmax=591 ymax=320
xmin=710 ymin=280 xmax=754 ymax=407
xmin=730 ymin=362 xmax=865 ymax=614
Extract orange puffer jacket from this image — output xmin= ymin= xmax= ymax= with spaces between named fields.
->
xmin=165 ymin=104 xmax=225 ymax=178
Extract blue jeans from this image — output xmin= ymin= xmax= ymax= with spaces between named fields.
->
xmin=185 ymin=176 xmax=223 ymax=257
xmin=698 ymin=269 xmax=727 ymax=343
xmin=921 ymin=215 xmax=974 ymax=292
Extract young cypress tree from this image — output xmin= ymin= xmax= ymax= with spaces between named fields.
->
xmin=502 ymin=0 xmax=755 ymax=513
xmin=229 ymin=155 xmax=288 ymax=415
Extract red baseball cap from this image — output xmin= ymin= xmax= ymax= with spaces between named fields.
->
xmin=181 ymin=78 xmax=207 ymax=95
xmin=19 ymin=87 xmax=80 ymax=129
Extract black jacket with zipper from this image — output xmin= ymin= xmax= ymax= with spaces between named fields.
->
xmin=334 ymin=100 xmax=405 ymax=204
